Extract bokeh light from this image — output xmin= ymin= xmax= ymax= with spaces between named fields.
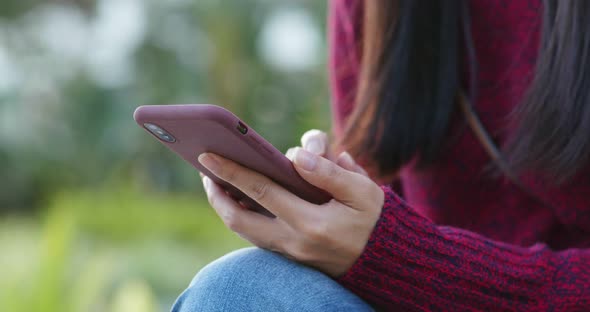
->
xmin=0 ymin=1 xmax=329 ymax=311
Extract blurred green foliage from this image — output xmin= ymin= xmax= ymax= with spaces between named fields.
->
xmin=0 ymin=0 xmax=329 ymax=210
xmin=0 ymin=0 xmax=329 ymax=310
xmin=1 ymin=185 xmax=248 ymax=311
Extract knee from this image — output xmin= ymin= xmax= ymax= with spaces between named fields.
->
xmin=190 ymin=247 xmax=283 ymax=286
xmin=171 ymin=247 xmax=288 ymax=311
xmin=171 ymin=247 xmax=373 ymax=312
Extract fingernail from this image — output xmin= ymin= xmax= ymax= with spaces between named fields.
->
xmin=198 ymin=153 xmax=221 ymax=173
xmin=305 ymin=139 xmax=324 ymax=155
xmin=340 ymin=151 xmax=354 ymax=167
xmin=294 ymin=148 xmax=317 ymax=171
xmin=286 ymin=148 xmax=295 ymax=161
xmin=202 ymin=176 xmax=211 ymax=192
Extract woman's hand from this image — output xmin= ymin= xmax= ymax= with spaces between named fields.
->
xmin=286 ymin=129 xmax=368 ymax=176
xmin=198 ymin=147 xmax=384 ymax=277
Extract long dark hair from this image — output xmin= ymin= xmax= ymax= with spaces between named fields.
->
xmin=342 ymin=0 xmax=590 ymax=183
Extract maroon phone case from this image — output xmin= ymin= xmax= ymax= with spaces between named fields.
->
xmin=133 ymin=104 xmax=331 ymax=217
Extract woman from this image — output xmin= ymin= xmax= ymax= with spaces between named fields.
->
xmin=173 ymin=0 xmax=590 ymax=311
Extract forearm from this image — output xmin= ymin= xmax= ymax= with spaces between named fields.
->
xmin=338 ymin=186 xmax=590 ymax=311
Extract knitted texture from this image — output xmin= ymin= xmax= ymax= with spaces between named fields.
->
xmin=329 ymin=0 xmax=590 ymax=310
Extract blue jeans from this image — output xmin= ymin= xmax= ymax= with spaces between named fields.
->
xmin=171 ymin=247 xmax=374 ymax=311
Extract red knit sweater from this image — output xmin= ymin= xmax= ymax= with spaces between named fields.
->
xmin=329 ymin=1 xmax=590 ymax=311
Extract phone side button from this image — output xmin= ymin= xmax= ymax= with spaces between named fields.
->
xmin=260 ymin=144 xmax=274 ymax=154
xmin=250 ymin=136 xmax=274 ymax=154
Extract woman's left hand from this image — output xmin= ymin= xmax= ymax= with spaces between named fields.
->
xmin=198 ymin=148 xmax=384 ymax=277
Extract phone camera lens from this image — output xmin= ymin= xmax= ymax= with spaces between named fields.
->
xmin=237 ymin=121 xmax=248 ymax=135
xmin=144 ymin=123 xmax=176 ymax=143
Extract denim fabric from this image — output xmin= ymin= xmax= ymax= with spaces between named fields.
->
xmin=171 ymin=247 xmax=374 ymax=312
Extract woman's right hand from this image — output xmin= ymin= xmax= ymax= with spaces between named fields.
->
xmin=286 ymin=129 xmax=367 ymax=177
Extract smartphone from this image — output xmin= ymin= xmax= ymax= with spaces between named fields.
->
xmin=133 ymin=104 xmax=331 ymax=217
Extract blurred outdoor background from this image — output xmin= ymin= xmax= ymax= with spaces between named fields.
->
xmin=0 ymin=0 xmax=330 ymax=311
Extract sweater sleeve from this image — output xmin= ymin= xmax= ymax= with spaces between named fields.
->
xmin=338 ymin=186 xmax=590 ymax=311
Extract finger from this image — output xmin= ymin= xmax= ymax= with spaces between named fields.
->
xmin=292 ymin=147 xmax=382 ymax=207
xmin=301 ymin=129 xmax=327 ymax=155
xmin=198 ymin=153 xmax=313 ymax=227
xmin=202 ymin=173 xmax=209 ymax=191
xmin=285 ymin=147 xmax=296 ymax=161
xmin=336 ymin=151 xmax=368 ymax=176
xmin=203 ymin=177 xmax=287 ymax=251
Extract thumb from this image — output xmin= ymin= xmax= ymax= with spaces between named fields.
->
xmin=292 ymin=147 xmax=381 ymax=208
